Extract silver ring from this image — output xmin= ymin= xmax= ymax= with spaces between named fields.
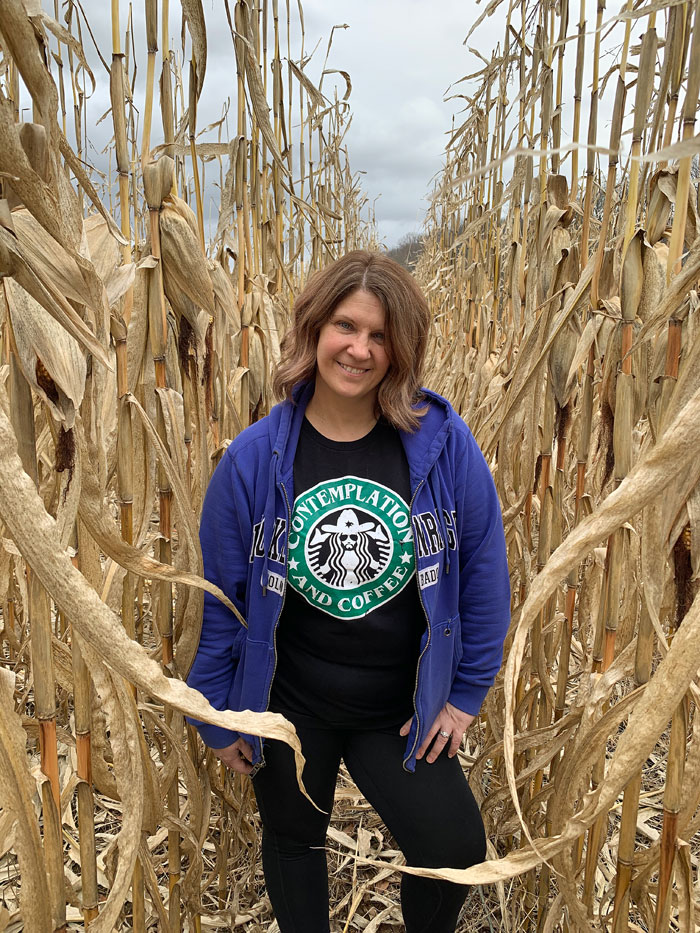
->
xmin=439 ymin=729 xmax=451 ymax=739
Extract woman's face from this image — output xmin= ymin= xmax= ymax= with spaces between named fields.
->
xmin=314 ymin=289 xmax=390 ymax=409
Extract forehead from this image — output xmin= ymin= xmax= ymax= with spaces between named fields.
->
xmin=330 ymin=289 xmax=386 ymax=329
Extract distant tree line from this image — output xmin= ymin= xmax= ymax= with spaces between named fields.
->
xmin=385 ymin=232 xmax=424 ymax=269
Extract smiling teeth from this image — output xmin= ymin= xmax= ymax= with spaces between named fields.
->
xmin=338 ymin=362 xmax=366 ymax=375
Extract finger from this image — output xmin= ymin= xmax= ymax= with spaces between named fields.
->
xmin=233 ymin=740 xmax=254 ymax=771
xmin=236 ymin=738 xmax=254 ymax=761
xmin=224 ymin=749 xmax=254 ymax=774
xmin=416 ymin=724 xmax=440 ymax=760
xmin=399 ymin=717 xmax=413 ymax=737
xmin=448 ymin=732 xmax=461 ymax=758
xmin=219 ymin=740 xmax=254 ymax=773
xmin=426 ymin=729 xmax=451 ymax=764
xmin=229 ymin=756 xmax=253 ymax=775
xmin=236 ymin=755 xmax=254 ymax=774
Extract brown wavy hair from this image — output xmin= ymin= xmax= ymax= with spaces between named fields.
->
xmin=273 ymin=251 xmax=430 ymax=432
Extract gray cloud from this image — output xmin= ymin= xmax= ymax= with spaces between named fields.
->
xmin=49 ymin=1 xmax=506 ymax=249
xmin=44 ymin=2 xmax=643 ymax=251
xmin=296 ymin=0 xmax=503 ymax=246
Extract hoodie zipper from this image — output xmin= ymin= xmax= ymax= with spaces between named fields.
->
xmin=251 ymin=478 xmax=292 ymax=775
xmin=403 ymin=478 xmax=432 ymax=771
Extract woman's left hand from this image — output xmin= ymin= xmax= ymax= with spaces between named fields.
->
xmin=400 ymin=702 xmax=476 ymax=763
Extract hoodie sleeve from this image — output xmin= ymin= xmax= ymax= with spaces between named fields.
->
xmin=186 ymin=449 xmax=250 ymax=749
xmin=447 ymin=423 xmax=511 ymax=716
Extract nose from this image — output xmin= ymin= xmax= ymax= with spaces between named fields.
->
xmin=347 ymin=331 xmax=372 ymax=359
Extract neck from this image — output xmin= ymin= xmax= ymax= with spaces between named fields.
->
xmin=305 ymin=386 xmax=378 ymax=442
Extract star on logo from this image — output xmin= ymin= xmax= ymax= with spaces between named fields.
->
xmin=288 ymin=558 xmax=299 ymax=570
xmin=400 ymin=552 xmax=412 ymax=564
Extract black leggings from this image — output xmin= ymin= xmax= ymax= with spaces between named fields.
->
xmin=252 ymin=718 xmax=486 ymax=933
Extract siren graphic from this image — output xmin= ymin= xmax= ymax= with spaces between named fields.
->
xmin=308 ymin=507 xmax=391 ymax=587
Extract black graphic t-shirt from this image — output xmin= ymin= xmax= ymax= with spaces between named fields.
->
xmin=270 ymin=417 xmax=426 ymax=728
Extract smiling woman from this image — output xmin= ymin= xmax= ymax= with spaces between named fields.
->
xmin=186 ymin=250 xmax=511 ymax=933
xmin=273 ymin=251 xmax=433 ymax=432
xmin=307 ymin=291 xmax=391 ymax=439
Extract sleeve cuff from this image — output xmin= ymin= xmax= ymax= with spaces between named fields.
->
xmin=447 ymin=681 xmax=490 ymax=718
xmin=189 ymin=719 xmax=239 ymax=750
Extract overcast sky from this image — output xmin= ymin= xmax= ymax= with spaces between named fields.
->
xmin=282 ymin=2 xmax=638 ymax=246
xmin=44 ymin=1 xmax=637 ymax=249
xmin=48 ymin=0 xmax=508 ymax=249
xmin=294 ymin=0 xmax=504 ymax=247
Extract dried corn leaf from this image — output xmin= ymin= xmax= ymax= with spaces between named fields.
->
xmin=160 ymin=202 xmax=215 ymax=317
xmin=5 ymin=278 xmax=86 ymax=427
xmin=181 ymin=0 xmax=207 ymax=99
xmin=0 ymin=226 xmax=111 ymax=368
xmin=0 ymin=669 xmax=51 ymax=933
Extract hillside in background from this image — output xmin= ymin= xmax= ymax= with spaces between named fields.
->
xmin=385 ymin=231 xmax=424 ymax=268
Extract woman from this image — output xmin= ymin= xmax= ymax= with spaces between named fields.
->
xmin=187 ymin=251 xmax=510 ymax=932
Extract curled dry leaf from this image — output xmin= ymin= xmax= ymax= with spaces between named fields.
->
xmin=5 ymin=278 xmax=86 ymax=428
xmin=75 ymin=415 xmax=238 ymax=621
xmin=208 ymin=259 xmax=241 ymax=331
xmin=0 ymin=225 xmax=111 ymax=369
xmin=0 ymin=668 xmax=52 ymax=933
xmin=548 ymin=313 xmax=579 ymax=408
xmin=160 ymin=201 xmax=215 ymax=319
xmin=142 ymin=157 xmax=175 ymax=211
xmin=638 ymin=240 xmax=667 ymax=323
xmin=247 ymin=326 xmax=266 ymax=411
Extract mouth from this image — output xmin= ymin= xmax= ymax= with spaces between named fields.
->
xmin=336 ymin=361 xmax=368 ymax=376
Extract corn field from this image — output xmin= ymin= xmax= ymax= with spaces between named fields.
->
xmin=0 ymin=0 xmax=699 ymax=929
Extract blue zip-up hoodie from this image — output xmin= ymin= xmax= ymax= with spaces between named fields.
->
xmin=187 ymin=383 xmax=510 ymax=772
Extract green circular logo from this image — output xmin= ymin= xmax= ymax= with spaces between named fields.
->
xmin=287 ymin=476 xmax=415 ymax=620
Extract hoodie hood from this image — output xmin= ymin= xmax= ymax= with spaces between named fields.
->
xmin=269 ymin=382 xmax=453 ymax=491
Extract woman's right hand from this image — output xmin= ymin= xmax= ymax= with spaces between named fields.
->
xmin=212 ymin=737 xmax=254 ymax=774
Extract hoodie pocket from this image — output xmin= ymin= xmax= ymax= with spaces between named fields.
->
xmin=229 ymin=638 xmax=274 ymax=713
xmin=432 ymin=617 xmax=463 ymax=682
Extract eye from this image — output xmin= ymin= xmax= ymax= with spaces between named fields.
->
xmin=372 ymin=332 xmax=385 ymax=343
xmin=334 ymin=320 xmax=353 ymax=331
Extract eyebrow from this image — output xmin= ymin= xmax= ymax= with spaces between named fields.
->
xmin=330 ymin=312 xmax=384 ymax=332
